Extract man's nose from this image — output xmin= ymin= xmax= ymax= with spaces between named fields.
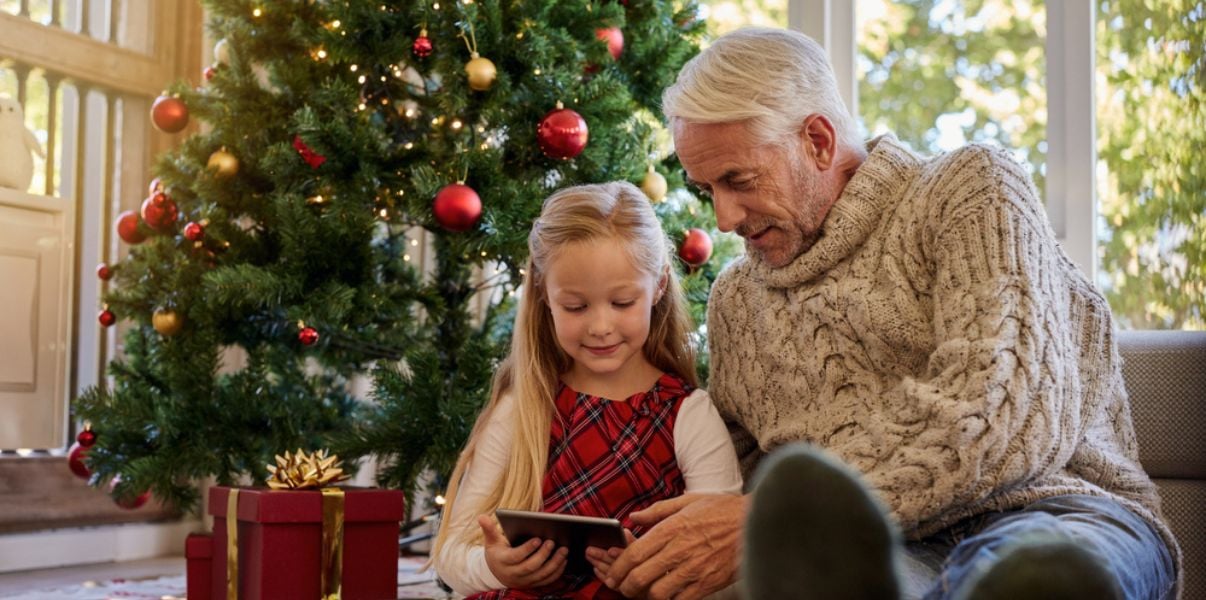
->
xmin=713 ymin=192 xmax=745 ymax=233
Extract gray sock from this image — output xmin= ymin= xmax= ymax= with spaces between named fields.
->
xmin=953 ymin=535 xmax=1124 ymax=600
xmin=740 ymin=444 xmax=902 ymax=600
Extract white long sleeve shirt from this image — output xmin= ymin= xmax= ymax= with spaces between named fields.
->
xmin=435 ymin=388 xmax=743 ymax=595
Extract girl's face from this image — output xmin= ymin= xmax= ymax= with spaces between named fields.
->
xmin=543 ymin=236 xmax=662 ymax=395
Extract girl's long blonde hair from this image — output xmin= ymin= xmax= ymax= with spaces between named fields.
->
xmin=432 ymin=181 xmax=698 ymax=560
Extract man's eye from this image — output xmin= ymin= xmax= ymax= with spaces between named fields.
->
xmin=731 ymin=178 xmax=756 ymax=190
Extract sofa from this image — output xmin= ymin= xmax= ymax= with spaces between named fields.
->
xmin=1118 ymin=330 xmax=1206 ymax=599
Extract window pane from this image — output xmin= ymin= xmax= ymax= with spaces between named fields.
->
xmin=1096 ymin=0 xmax=1205 ymax=330
xmin=698 ymin=0 xmax=788 ymax=38
xmin=856 ymin=0 xmax=1047 ymax=196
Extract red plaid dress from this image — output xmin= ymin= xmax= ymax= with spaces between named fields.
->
xmin=468 ymin=373 xmax=692 ymax=600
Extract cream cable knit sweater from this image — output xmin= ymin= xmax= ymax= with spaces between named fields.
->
xmin=707 ymin=135 xmax=1181 ymax=580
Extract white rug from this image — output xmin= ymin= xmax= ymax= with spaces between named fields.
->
xmin=0 ymin=557 xmax=452 ymax=599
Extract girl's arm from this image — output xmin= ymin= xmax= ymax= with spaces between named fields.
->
xmin=434 ymin=394 xmax=515 ymax=594
xmin=674 ymin=389 xmax=744 ymax=494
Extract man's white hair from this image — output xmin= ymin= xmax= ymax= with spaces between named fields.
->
xmin=662 ymin=27 xmax=862 ymax=152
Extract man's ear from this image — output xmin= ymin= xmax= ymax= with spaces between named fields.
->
xmin=797 ymin=114 xmax=837 ymax=170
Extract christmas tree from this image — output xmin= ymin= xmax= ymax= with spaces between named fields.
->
xmin=73 ymin=0 xmax=735 ymax=512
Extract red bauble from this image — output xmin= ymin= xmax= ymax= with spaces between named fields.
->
xmin=77 ymin=428 xmax=97 ymax=447
xmin=98 ymin=308 xmax=116 ymax=327
xmin=537 ymin=106 xmax=589 ymax=160
xmin=595 ymin=27 xmax=624 ymax=61
xmin=412 ymin=34 xmax=433 ymax=58
xmin=432 ymin=183 xmax=483 ymax=232
xmin=150 ymin=95 xmax=189 ymax=133
xmin=67 ymin=442 xmax=91 ymax=479
xmin=183 ymin=221 xmax=205 ymax=241
xmin=115 ymin=210 xmax=146 ymax=244
xmin=96 ymin=263 xmax=113 ymax=281
xmin=678 ymin=228 xmax=713 ymax=266
xmin=298 ymin=326 xmax=319 ymax=346
xmin=140 ymin=192 xmax=179 ymax=232
xmin=203 ymin=65 xmax=217 ymax=81
xmin=109 ymin=476 xmax=151 ymax=510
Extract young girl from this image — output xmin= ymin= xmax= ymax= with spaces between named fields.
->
xmin=432 ymin=182 xmax=742 ymax=598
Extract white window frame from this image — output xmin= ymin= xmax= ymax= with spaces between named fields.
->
xmin=789 ymin=0 xmax=1097 ymax=279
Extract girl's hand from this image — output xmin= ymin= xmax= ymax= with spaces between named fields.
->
xmin=585 ymin=528 xmax=636 ymax=581
xmin=478 ymin=514 xmax=569 ymax=589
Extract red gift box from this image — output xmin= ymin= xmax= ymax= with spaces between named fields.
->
xmin=203 ymin=486 xmax=405 ymax=600
xmin=186 ymin=533 xmax=214 ymax=600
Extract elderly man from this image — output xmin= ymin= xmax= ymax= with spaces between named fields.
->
xmin=587 ymin=27 xmax=1179 ymax=600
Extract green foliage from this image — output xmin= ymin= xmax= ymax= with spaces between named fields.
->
xmin=75 ymin=0 xmax=728 ymax=512
xmin=858 ymin=0 xmax=1047 ymax=194
xmin=858 ymin=0 xmax=1203 ymax=330
xmin=1096 ymin=0 xmax=1205 ymax=329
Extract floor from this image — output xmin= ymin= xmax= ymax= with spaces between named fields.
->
xmin=0 ymin=556 xmax=187 ymax=597
xmin=0 ymin=555 xmax=451 ymax=599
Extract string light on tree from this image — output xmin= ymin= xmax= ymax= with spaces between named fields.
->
xmin=150 ymin=94 xmax=189 ymax=133
xmin=433 ymin=182 xmax=482 ymax=231
xmin=537 ymin=102 xmax=589 ymax=160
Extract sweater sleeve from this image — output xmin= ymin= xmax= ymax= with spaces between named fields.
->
xmin=433 ymin=396 xmax=511 ymax=595
xmin=674 ymin=389 xmax=744 ymax=495
xmin=859 ymin=146 xmax=1087 ymax=530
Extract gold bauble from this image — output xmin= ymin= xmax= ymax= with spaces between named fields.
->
xmin=465 ymin=54 xmax=497 ymax=92
xmin=152 ymin=309 xmax=183 ymax=336
xmin=207 ymin=148 xmax=239 ymax=178
xmin=641 ymin=166 xmax=667 ymax=203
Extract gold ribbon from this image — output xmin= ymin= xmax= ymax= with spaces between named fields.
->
xmin=223 ymin=487 xmax=345 ymax=600
xmin=226 ymin=488 xmax=239 ymax=600
xmin=321 ymin=487 xmax=345 ymax=600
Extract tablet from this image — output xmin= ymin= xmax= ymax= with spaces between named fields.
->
xmin=495 ymin=509 xmax=628 ymax=574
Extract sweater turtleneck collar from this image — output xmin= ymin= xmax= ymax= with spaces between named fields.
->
xmin=745 ymin=134 xmax=923 ymax=289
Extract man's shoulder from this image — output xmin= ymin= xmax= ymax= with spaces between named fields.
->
xmin=923 ymin=142 xmax=1027 ymax=180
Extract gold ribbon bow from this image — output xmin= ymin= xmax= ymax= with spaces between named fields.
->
xmin=226 ymin=450 xmax=351 ymax=600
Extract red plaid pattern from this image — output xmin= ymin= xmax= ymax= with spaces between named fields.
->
xmin=468 ymin=373 xmax=692 ymax=600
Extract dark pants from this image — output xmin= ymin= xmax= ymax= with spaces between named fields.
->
xmin=900 ymin=495 xmax=1176 ymax=600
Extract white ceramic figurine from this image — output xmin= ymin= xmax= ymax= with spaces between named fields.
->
xmin=0 ymin=95 xmax=46 ymax=191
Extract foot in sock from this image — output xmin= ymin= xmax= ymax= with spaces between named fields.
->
xmin=740 ymin=444 xmax=902 ymax=600
xmin=953 ymin=535 xmax=1124 ymax=600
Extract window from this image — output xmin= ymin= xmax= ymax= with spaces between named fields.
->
xmin=788 ymin=1 xmax=1200 ymax=330
xmin=0 ymin=0 xmax=199 ymax=533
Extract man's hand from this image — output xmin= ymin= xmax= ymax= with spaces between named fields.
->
xmin=586 ymin=494 xmax=748 ymax=600
xmin=479 ymin=514 xmax=568 ymax=589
